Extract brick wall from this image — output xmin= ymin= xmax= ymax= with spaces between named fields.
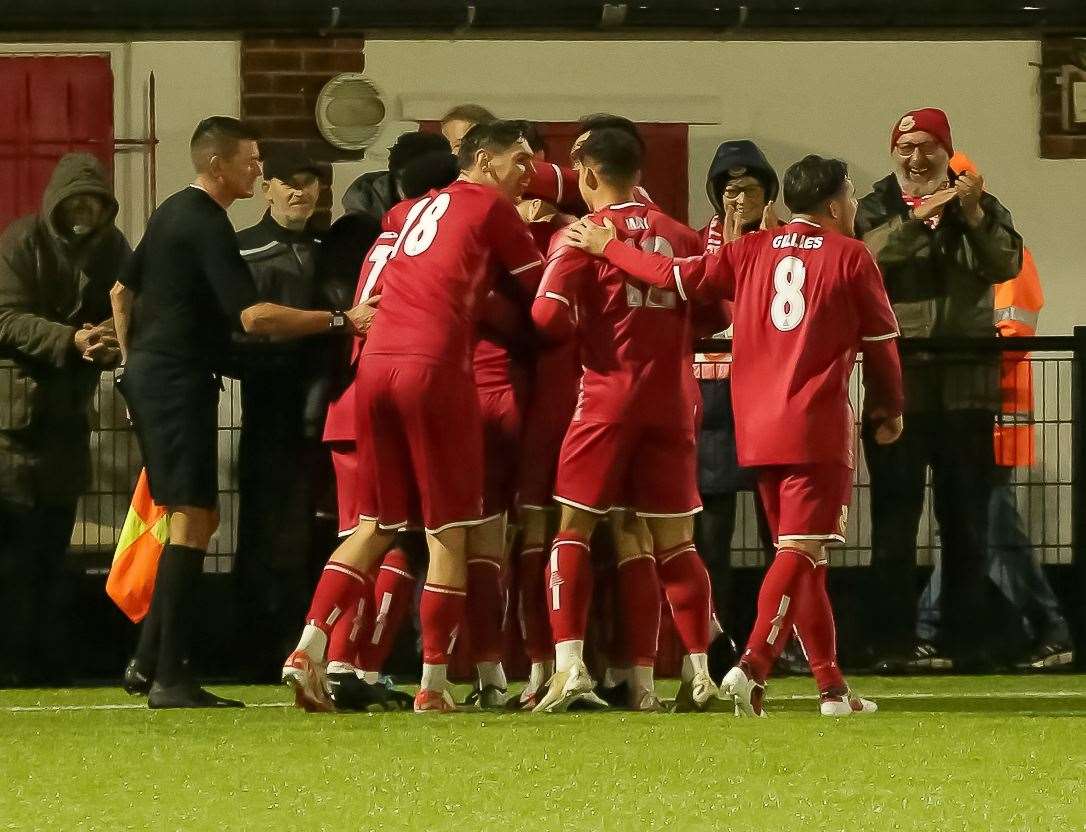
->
xmin=1040 ymin=35 xmax=1086 ymax=160
xmin=241 ymin=35 xmax=367 ymax=228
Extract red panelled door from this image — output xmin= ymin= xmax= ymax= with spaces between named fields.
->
xmin=0 ymin=55 xmax=114 ymax=234
xmin=419 ymin=120 xmax=689 ymax=223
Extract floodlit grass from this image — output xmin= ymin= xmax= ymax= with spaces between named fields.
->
xmin=2 ymin=676 xmax=1085 ymax=831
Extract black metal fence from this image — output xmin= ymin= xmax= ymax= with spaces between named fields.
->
xmin=2 ymin=329 xmax=1085 ymax=666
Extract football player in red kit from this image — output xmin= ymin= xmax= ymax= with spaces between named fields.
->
xmin=283 ymin=121 xmax=544 ymax=714
xmin=320 ymin=145 xmax=461 ymax=711
xmin=530 ymin=128 xmax=724 ymax=713
xmin=568 ymin=154 xmax=904 ymax=717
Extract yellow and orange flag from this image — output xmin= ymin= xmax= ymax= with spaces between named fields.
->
xmin=106 ymin=469 xmax=169 ymax=623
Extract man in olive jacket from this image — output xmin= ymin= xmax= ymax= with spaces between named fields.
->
xmin=855 ymin=108 xmax=1023 ymax=671
xmin=0 ymin=152 xmax=129 ymax=684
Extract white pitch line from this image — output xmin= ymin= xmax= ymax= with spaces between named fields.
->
xmin=1 ymin=702 xmax=292 ymax=713
xmin=1 ymin=691 xmax=1085 ymax=713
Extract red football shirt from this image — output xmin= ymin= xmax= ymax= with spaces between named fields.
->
xmin=322 ymin=229 xmax=398 ymax=443
xmin=362 ymin=179 xmax=544 ymax=374
xmin=600 ymin=217 xmax=901 ymax=466
xmin=533 ymin=200 xmax=703 ymax=429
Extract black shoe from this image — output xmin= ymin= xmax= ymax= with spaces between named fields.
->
xmin=148 ymin=682 xmax=245 ymax=709
xmin=463 ymin=684 xmax=511 ymax=709
xmin=777 ymin=642 xmax=809 ymax=677
xmin=372 ymin=685 xmax=415 ymax=711
xmin=873 ymin=642 xmax=953 ymax=674
xmin=597 ymin=680 xmax=630 ymax=707
xmin=1017 ymin=642 xmax=1074 ymax=671
xmin=327 ymin=672 xmax=379 ymax=711
xmin=123 ymin=658 xmax=153 ymax=696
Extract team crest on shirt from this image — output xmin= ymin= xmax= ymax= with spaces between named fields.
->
xmin=898 ymin=115 xmax=916 ymax=132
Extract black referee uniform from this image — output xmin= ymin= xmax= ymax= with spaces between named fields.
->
xmin=118 ymin=184 xmax=258 ymax=707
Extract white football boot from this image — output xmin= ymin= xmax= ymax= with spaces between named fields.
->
xmin=819 ymin=687 xmax=878 ymax=717
xmin=720 ymin=665 xmax=767 ymax=718
xmin=533 ymin=660 xmax=603 ymax=714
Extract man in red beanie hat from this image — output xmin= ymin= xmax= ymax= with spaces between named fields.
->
xmin=855 ymin=108 xmax=1024 ymax=675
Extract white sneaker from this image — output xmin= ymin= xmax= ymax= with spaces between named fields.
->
xmin=820 ymin=688 xmax=877 ymax=717
xmin=675 ymin=670 xmax=730 ymax=712
xmin=533 ymin=661 xmax=599 ymax=714
xmin=720 ymin=665 xmax=767 ymax=718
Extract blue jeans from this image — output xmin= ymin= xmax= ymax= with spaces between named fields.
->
xmin=917 ymin=471 xmax=1070 ymax=645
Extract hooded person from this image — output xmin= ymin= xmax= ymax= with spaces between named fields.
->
xmin=692 ymin=140 xmax=779 ymax=658
xmin=0 ymin=151 xmax=131 ymax=684
xmin=701 ymin=139 xmax=780 ymax=253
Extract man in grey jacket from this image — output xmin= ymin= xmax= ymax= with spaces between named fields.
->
xmin=0 ymin=152 xmax=129 ymax=684
xmin=855 ymin=108 xmax=1023 ymax=671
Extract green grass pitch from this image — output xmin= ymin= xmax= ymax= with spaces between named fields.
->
xmin=2 ymin=676 xmax=1085 ymax=831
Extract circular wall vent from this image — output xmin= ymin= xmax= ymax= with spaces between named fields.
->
xmin=315 ymin=73 xmax=387 ymax=151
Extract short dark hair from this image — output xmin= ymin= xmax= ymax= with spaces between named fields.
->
xmin=574 ymin=128 xmax=642 ymax=187
xmin=515 ymin=121 xmax=546 ymax=154
xmin=578 ymin=113 xmax=645 ymax=152
xmin=782 ymin=155 xmax=850 ymax=215
xmin=388 ymin=131 xmax=452 ymax=175
xmin=456 ymin=120 xmax=528 ymax=171
xmin=441 ymin=103 xmax=497 ymax=126
xmin=399 ymin=152 xmax=460 ymax=199
xmin=190 ymin=116 xmax=260 ymax=172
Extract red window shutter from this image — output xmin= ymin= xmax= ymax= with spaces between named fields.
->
xmin=0 ymin=55 xmax=114 ymax=234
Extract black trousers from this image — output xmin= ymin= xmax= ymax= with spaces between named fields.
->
xmin=0 ymin=501 xmax=78 ymax=684
xmin=862 ymin=410 xmax=995 ymax=659
xmin=233 ymin=377 xmax=318 ymax=680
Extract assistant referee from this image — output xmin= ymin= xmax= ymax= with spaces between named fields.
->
xmin=111 ymin=117 xmax=374 ymax=709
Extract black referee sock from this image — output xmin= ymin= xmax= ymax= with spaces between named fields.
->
xmin=152 ymin=544 xmax=206 ymax=688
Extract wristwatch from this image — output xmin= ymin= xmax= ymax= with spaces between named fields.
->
xmin=330 ymin=310 xmax=348 ymax=330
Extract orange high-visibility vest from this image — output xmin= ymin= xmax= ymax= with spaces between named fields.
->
xmin=993 ymin=248 xmax=1043 ymax=468
xmin=106 ymin=469 xmax=170 ymax=623
xmin=949 ymin=153 xmax=1042 ymax=469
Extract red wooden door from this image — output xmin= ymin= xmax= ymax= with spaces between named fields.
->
xmin=420 ymin=120 xmax=689 ymax=223
xmin=0 ymin=55 xmax=114 ymax=234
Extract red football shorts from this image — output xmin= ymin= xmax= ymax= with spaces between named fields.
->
xmin=756 ymin=463 xmax=853 ymax=545
xmin=478 ymin=386 xmax=524 ymax=516
xmin=554 ymin=419 xmax=701 ymax=517
xmin=355 ymin=355 xmax=485 ymax=533
xmin=329 ymin=441 xmax=361 ymax=536
xmin=516 ymin=392 xmax=577 ymax=511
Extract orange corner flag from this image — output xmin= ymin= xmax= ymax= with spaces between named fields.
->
xmin=106 ymin=469 xmax=169 ymax=623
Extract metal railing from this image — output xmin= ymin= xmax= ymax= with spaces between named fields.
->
xmin=694 ymin=334 xmax=1080 ymax=572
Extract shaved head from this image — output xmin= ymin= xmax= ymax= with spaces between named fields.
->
xmin=190 ymin=116 xmax=261 ymax=173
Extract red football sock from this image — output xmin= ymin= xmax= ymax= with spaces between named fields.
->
xmin=419 ymin=582 xmax=466 ymax=665
xmin=326 ymin=589 xmax=373 ymax=666
xmin=517 ymin=545 xmax=553 ymax=663
xmin=466 ymin=555 xmax=504 ymax=664
xmin=357 ymin=548 xmax=416 ymax=673
xmin=547 ymin=531 xmax=593 ymax=644
xmin=793 ymin=565 xmax=846 ymax=694
xmin=741 ymin=548 xmax=814 ymax=683
xmin=616 ymin=555 xmax=661 ymax=667
xmin=305 ymin=562 xmax=372 ymax=638
xmin=656 ymin=543 xmax=713 ymax=655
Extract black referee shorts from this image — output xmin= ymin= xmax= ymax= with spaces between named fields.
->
xmin=118 ymin=351 xmax=221 ymax=509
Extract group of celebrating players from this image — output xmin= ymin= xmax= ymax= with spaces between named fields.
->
xmin=280 ymin=107 xmax=906 ymax=718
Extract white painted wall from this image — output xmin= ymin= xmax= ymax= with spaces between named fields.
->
xmin=363 ymin=37 xmax=1085 ymax=335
